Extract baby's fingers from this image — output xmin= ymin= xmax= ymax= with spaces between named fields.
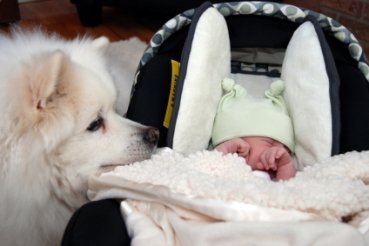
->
xmin=268 ymin=149 xmax=278 ymax=170
xmin=237 ymin=141 xmax=250 ymax=157
xmin=275 ymin=148 xmax=287 ymax=159
xmin=260 ymin=153 xmax=269 ymax=170
xmin=261 ymin=149 xmax=277 ymax=170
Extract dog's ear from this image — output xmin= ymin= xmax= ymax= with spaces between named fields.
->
xmin=91 ymin=36 xmax=109 ymax=50
xmin=11 ymin=50 xmax=73 ymax=145
xmin=31 ymin=50 xmax=67 ymax=111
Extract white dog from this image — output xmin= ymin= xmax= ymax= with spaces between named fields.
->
xmin=0 ymin=29 xmax=158 ymax=246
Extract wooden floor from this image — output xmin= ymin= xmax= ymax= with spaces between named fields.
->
xmin=0 ymin=0 xmax=161 ymax=42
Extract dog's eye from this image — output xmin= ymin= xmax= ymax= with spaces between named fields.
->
xmin=87 ymin=116 xmax=104 ymax=132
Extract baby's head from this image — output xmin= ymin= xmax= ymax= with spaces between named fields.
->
xmin=212 ymin=78 xmax=294 ymax=152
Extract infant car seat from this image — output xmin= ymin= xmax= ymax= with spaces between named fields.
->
xmin=62 ymin=1 xmax=369 ymax=245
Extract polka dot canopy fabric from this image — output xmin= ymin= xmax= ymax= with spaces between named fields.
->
xmin=139 ymin=1 xmax=369 ymax=82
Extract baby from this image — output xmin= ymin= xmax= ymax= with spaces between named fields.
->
xmin=212 ymin=78 xmax=295 ymax=181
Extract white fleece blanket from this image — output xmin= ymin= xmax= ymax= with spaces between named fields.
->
xmin=88 ymin=149 xmax=369 ymax=245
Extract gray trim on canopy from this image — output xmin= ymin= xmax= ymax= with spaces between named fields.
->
xmin=137 ymin=1 xmax=369 ymax=83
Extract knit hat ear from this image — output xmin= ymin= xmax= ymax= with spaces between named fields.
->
xmin=212 ymin=78 xmax=295 ymax=152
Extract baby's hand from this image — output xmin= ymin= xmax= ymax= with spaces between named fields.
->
xmin=215 ymin=138 xmax=250 ymax=158
xmin=260 ymin=146 xmax=292 ymax=170
xmin=260 ymin=146 xmax=295 ymax=180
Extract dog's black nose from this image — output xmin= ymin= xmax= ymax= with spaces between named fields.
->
xmin=143 ymin=127 xmax=160 ymax=145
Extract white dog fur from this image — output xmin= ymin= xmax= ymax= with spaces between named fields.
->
xmin=0 ymin=29 xmax=155 ymax=246
xmin=105 ymin=37 xmax=147 ymax=115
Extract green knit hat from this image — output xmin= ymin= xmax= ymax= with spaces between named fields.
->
xmin=212 ymin=78 xmax=295 ymax=152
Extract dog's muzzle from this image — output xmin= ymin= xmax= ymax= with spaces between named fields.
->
xmin=143 ymin=127 xmax=160 ymax=147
